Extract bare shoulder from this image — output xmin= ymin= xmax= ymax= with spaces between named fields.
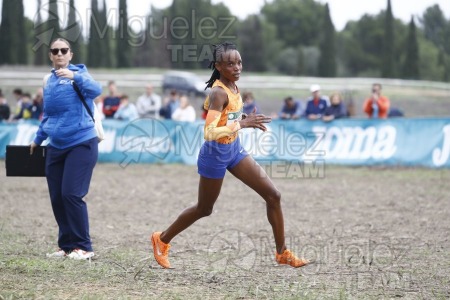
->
xmin=208 ymin=86 xmax=228 ymax=110
xmin=210 ymin=86 xmax=227 ymax=99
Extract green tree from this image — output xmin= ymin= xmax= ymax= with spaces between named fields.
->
xmin=276 ymin=47 xmax=304 ymax=75
xmin=402 ymin=17 xmax=420 ymax=79
xmin=238 ymin=15 xmax=266 ymax=72
xmin=137 ymin=6 xmax=171 ymax=68
xmin=382 ymin=0 xmax=395 ymax=78
xmin=167 ymin=0 xmax=237 ymax=69
xmin=438 ymin=50 xmax=449 ymax=81
xmin=116 ymin=0 xmax=131 ymax=68
xmin=421 ymin=5 xmax=447 ymax=48
xmin=33 ymin=0 xmax=47 ymax=65
xmin=99 ymin=0 xmax=113 ymax=67
xmin=318 ymin=3 xmax=336 ymax=77
xmin=0 ymin=0 xmax=12 ymax=64
xmin=261 ymin=0 xmax=324 ymax=48
xmin=87 ymin=0 xmax=101 ymax=67
xmin=63 ymin=0 xmax=83 ymax=63
xmin=15 ymin=0 xmax=27 ymax=64
xmin=0 ymin=0 xmax=27 ymax=64
xmin=339 ymin=15 xmax=384 ymax=76
xmin=47 ymin=0 xmax=60 ymax=42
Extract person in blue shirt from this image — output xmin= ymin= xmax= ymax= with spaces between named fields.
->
xmin=30 ymin=88 xmax=44 ymax=120
xmin=159 ymin=89 xmax=180 ymax=119
xmin=322 ymin=93 xmax=348 ymax=122
xmin=304 ymin=84 xmax=328 ymax=120
xmin=242 ymin=91 xmax=260 ymax=115
xmin=114 ymin=94 xmax=139 ymax=122
xmin=30 ymin=38 xmax=102 ymax=261
xmin=11 ymin=89 xmax=32 ymax=120
xmin=279 ymin=96 xmax=303 ymax=119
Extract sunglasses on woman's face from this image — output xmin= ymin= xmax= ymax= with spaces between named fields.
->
xmin=49 ymin=48 xmax=70 ymax=55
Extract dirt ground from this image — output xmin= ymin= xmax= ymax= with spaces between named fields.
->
xmin=0 ymin=161 xmax=449 ymax=299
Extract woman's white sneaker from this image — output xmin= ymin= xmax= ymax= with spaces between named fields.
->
xmin=67 ymin=249 xmax=95 ymax=260
xmin=46 ymin=249 xmax=67 ymax=258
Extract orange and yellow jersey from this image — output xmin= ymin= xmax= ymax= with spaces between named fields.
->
xmin=203 ymin=79 xmax=243 ymax=144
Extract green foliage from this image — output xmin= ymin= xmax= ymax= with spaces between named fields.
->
xmin=0 ymin=0 xmax=27 ymax=65
xmin=421 ymin=4 xmax=447 ymax=49
xmin=116 ymin=0 xmax=131 ymax=68
xmin=136 ymin=6 xmax=172 ymax=69
xmin=338 ymin=16 xmax=384 ymax=77
xmin=0 ymin=0 xmax=450 ymax=82
xmin=64 ymin=0 xmax=83 ymax=64
xmin=0 ymin=0 xmax=12 ymax=64
xmin=33 ymin=0 xmax=47 ymax=65
xmin=238 ymin=15 xmax=266 ymax=72
xmin=402 ymin=17 xmax=420 ymax=79
xmin=382 ymin=0 xmax=395 ymax=78
xmin=276 ymin=47 xmax=304 ymax=75
xmin=166 ymin=0 xmax=237 ymax=69
xmin=318 ymin=3 xmax=336 ymax=77
xmin=261 ymin=0 xmax=324 ymax=47
xmin=15 ymin=0 xmax=27 ymax=64
xmin=87 ymin=0 xmax=101 ymax=67
xmin=47 ymin=0 xmax=60 ymax=42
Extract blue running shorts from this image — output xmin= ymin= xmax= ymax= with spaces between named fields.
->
xmin=197 ymin=138 xmax=248 ymax=179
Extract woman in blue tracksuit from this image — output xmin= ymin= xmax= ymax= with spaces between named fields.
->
xmin=30 ymin=38 xmax=102 ymax=260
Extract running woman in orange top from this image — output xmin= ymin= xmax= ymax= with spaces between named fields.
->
xmin=151 ymin=42 xmax=308 ymax=268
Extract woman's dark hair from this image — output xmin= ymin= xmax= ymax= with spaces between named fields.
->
xmin=205 ymin=42 xmax=237 ymax=90
xmin=50 ymin=38 xmax=71 ymax=49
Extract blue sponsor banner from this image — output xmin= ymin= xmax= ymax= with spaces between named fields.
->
xmin=1 ymin=118 xmax=450 ymax=168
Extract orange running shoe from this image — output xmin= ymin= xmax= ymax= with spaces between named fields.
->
xmin=275 ymin=249 xmax=309 ymax=268
xmin=151 ymin=232 xmax=171 ymax=268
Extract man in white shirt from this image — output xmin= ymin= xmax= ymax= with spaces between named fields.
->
xmin=136 ymin=84 xmax=161 ymax=119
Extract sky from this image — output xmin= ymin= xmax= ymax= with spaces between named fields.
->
xmin=5 ymin=0 xmax=450 ymax=32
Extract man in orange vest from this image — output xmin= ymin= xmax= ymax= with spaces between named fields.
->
xmin=363 ymin=83 xmax=390 ymax=119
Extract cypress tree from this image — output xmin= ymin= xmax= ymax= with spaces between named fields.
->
xmin=16 ymin=0 xmax=27 ymax=64
xmin=0 ymin=0 xmax=11 ymax=64
xmin=381 ymin=0 xmax=395 ymax=78
xmin=318 ymin=3 xmax=336 ymax=77
xmin=66 ymin=0 xmax=83 ymax=63
xmin=99 ymin=0 xmax=112 ymax=67
xmin=88 ymin=0 xmax=101 ymax=67
xmin=402 ymin=17 xmax=420 ymax=79
xmin=0 ymin=0 xmax=27 ymax=64
xmin=239 ymin=15 xmax=266 ymax=72
xmin=34 ymin=0 xmax=47 ymax=65
xmin=116 ymin=0 xmax=131 ymax=68
xmin=47 ymin=0 xmax=60 ymax=42
xmin=438 ymin=50 xmax=449 ymax=82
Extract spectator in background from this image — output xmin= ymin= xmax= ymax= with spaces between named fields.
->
xmin=159 ymin=89 xmax=180 ymax=119
xmin=102 ymin=81 xmax=121 ymax=119
xmin=388 ymin=107 xmax=404 ymax=118
xmin=30 ymin=88 xmax=44 ymax=120
xmin=172 ymin=95 xmax=196 ymax=122
xmin=278 ymin=96 xmax=303 ymax=120
xmin=242 ymin=91 xmax=260 ymax=115
xmin=114 ymin=94 xmax=139 ymax=122
xmin=304 ymin=84 xmax=328 ymax=120
xmin=9 ymin=88 xmax=22 ymax=120
xmin=363 ymin=83 xmax=390 ymax=119
xmin=136 ymin=83 xmax=162 ymax=119
xmin=322 ymin=93 xmax=347 ymax=122
xmin=12 ymin=91 xmax=32 ymax=120
xmin=0 ymin=89 xmax=10 ymax=121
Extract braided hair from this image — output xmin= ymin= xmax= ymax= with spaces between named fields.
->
xmin=205 ymin=42 xmax=237 ymax=90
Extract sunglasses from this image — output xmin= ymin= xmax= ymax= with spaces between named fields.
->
xmin=49 ymin=48 xmax=70 ymax=55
